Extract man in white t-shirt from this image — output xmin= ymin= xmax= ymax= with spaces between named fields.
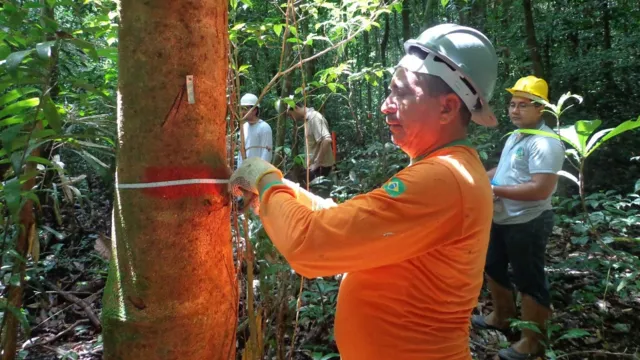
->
xmin=287 ymin=102 xmax=335 ymax=180
xmin=237 ymin=93 xmax=273 ymax=168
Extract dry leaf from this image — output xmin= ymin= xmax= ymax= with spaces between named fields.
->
xmin=94 ymin=235 xmax=112 ymax=260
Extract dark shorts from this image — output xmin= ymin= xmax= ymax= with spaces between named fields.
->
xmin=309 ymin=166 xmax=332 ymax=181
xmin=485 ymin=210 xmax=554 ymax=308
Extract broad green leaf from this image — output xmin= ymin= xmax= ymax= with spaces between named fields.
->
xmin=68 ymin=39 xmax=99 ymax=61
xmin=557 ymin=329 xmax=589 ymax=341
xmin=288 ymin=25 xmax=298 ymax=36
xmin=26 ymin=156 xmax=54 ymax=167
xmin=513 ymin=128 xmax=578 ymax=154
xmin=36 ymin=41 xmax=56 ymax=60
xmin=232 ymin=23 xmax=246 ymax=31
xmin=97 ymin=47 xmax=117 ymax=61
xmin=273 ymin=24 xmax=283 ymax=37
xmin=4 ymin=177 xmax=22 ymax=218
xmin=586 ymin=117 xmax=640 ymax=157
xmin=42 ymin=95 xmax=62 ymax=133
xmin=0 ymin=98 xmax=40 ymax=120
xmin=585 ymin=128 xmax=613 ymax=153
xmin=0 ymin=115 xmax=29 ymax=128
xmin=0 ymin=43 xmax=12 ymax=61
xmin=574 ymin=120 xmax=601 ymax=153
xmin=10 ymin=151 xmax=23 ymax=175
xmin=440 ymin=0 xmax=450 ymax=7
xmin=46 ymin=0 xmax=56 ymax=8
xmin=4 ymin=50 xmax=33 ymax=71
xmin=1 ymin=124 xmax=24 ymax=152
xmin=0 ymin=88 xmax=40 ymax=107
xmin=557 ymin=170 xmax=579 ymax=186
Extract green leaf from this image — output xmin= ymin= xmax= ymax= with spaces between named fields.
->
xmin=273 ymin=24 xmax=283 ymax=37
xmin=1 ymin=124 xmax=24 ymax=152
xmin=41 ymin=225 xmax=65 ymax=240
xmin=35 ymin=41 xmax=56 ymax=60
xmin=513 ymin=128 xmax=578 ymax=154
xmin=558 ymin=328 xmax=589 ymax=341
xmin=586 ymin=117 xmax=640 ymax=157
xmin=288 ymin=25 xmax=298 ymax=36
xmin=4 ymin=50 xmax=33 ymax=71
xmin=0 ymin=299 xmax=31 ymax=335
xmin=613 ymin=323 xmax=631 ymax=333
xmin=0 ymin=88 xmax=41 ymax=107
xmin=574 ymin=120 xmax=601 ymax=153
xmin=68 ymin=39 xmax=99 ymax=61
xmin=635 ymin=179 xmax=640 ymax=194
xmin=4 ymin=178 xmax=22 ymax=218
xmin=0 ymin=98 xmax=40 ymax=119
xmin=440 ymin=0 xmax=450 ymax=6
xmin=232 ymin=23 xmax=246 ymax=31
xmin=97 ymin=47 xmax=117 ymax=61
xmin=26 ymin=156 xmax=54 ymax=167
xmin=10 ymin=152 xmax=23 ymax=175
xmin=42 ymin=95 xmax=62 ymax=133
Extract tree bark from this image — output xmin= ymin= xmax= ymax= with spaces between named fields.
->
xmin=402 ymin=0 xmax=411 ymax=42
xmin=522 ymin=0 xmax=544 ymax=77
xmin=102 ymin=1 xmax=236 ymax=359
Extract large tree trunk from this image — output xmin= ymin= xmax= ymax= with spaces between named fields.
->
xmin=522 ymin=0 xmax=544 ymax=77
xmin=102 ymin=1 xmax=236 ymax=359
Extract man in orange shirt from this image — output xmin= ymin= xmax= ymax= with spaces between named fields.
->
xmin=231 ymin=24 xmax=498 ymax=359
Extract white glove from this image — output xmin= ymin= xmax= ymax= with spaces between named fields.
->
xmin=229 ymin=157 xmax=282 ymax=213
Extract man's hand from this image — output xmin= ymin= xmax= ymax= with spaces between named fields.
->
xmin=229 ymin=157 xmax=283 ymax=214
xmin=309 ymin=162 xmax=320 ymax=172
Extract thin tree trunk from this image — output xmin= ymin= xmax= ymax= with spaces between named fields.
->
xmin=522 ymin=0 xmax=544 ymax=77
xmin=380 ymin=14 xmax=391 ymax=141
xmin=102 ymin=1 xmax=236 ymax=359
xmin=402 ymin=0 xmax=411 ymax=42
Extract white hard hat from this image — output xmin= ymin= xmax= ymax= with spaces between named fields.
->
xmin=240 ymin=93 xmax=259 ymax=107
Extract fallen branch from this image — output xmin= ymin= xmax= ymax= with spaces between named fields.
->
xmin=555 ymin=350 xmax=639 ymax=359
xmin=45 ymin=281 xmax=101 ymax=331
xmin=23 ymin=319 xmax=90 ymax=349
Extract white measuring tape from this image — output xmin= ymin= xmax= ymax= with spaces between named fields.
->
xmin=116 ymin=178 xmax=229 ymax=189
xmin=115 ymin=178 xmax=334 ymax=210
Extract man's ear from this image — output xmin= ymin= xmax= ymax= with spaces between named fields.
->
xmin=440 ymin=93 xmax=462 ymax=124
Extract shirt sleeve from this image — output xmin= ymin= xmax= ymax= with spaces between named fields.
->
xmin=310 ymin=114 xmax=331 ymax=142
xmin=258 ymin=161 xmax=463 ymax=278
xmin=528 ymin=136 xmax=565 ymax=174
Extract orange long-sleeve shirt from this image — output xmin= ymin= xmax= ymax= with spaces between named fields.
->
xmin=259 ymin=144 xmax=493 ymax=359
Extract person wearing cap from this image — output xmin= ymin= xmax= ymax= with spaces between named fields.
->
xmin=237 ymin=93 xmax=273 ymax=167
xmin=471 ymin=76 xmax=565 ymax=360
xmin=230 ymin=24 xmax=497 ymax=359
xmin=285 ymin=101 xmax=335 ymax=181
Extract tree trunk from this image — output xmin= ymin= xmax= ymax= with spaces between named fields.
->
xmin=102 ymin=1 xmax=236 ymax=359
xmin=423 ymin=0 xmax=437 ymax=27
xmin=402 ymin=0 xmax=411 ymax=42
xmin=522 ymin=0 xmax=544 ymax=77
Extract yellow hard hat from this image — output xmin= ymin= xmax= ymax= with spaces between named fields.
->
xmin=506 ymin=75 xmax=549 ymax=102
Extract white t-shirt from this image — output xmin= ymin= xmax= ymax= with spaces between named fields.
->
xmin=237 ymin=119 xmax=273 ymax=167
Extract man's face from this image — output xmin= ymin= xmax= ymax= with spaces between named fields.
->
xmin=508 ymin=96 xmax=543 ymax=129
xmin=287 ymin=107 xmax=305 ymax=122
xmin=241 ymin=106 xmax=258 ymax=124
xmin=380 ymin=68 xmax=442 ymax=158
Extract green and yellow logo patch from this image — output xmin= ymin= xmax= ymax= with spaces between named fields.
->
xmin=382 ymin=177 xmax=406 ymax=197
xmin=514 ymin=147 xmax=525 ymax=160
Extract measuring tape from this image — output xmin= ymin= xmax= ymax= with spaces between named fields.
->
xmin=116 ymin=178 xmax=229 ymax=189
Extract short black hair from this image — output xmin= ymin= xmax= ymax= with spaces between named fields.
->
xmin=417 ymin=73 xmax=472 ymax=127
